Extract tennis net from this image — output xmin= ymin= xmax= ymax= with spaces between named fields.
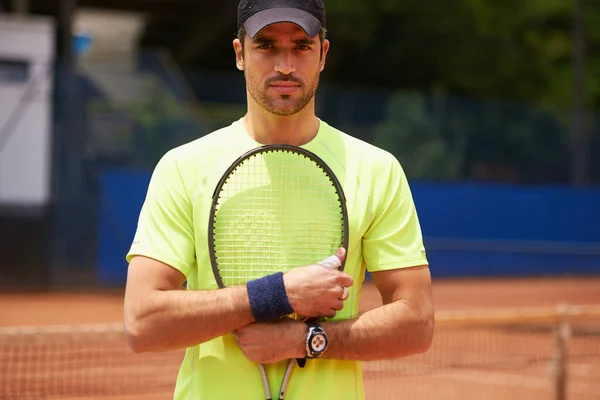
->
xmin=1 ymin=304 xmax=599 ymax=400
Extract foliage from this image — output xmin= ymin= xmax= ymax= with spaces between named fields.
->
xmin=372 ymin=90 xmax=570 ymax=183
xmin=323 ymin=0 xmax=589 ymax=109
xmin=320 ymin=0 xmax=596 ymax=184
xmin=373 ymin=91 xmax=465 ymax=180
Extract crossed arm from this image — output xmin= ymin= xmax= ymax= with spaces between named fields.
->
xmin=322 ymin=265 xmax=434 ymax=361
xmin=124 ymin=256 xmax=254 ymax=353
xmin=124 ymin=256 xmax=434 ymax=362
xmin=233 ymin=265 xmax=434 ymax=362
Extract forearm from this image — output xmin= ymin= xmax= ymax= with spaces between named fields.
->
xmin=124 ymin=286 xmax=253 ymax=353
xmin=321 ymin=300 xmax=434 ymax=361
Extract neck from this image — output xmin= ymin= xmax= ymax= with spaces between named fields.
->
xmin=243 ymin=96 xmax=320 ymax=146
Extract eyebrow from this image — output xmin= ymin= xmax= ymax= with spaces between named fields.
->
xmin=252 ymin=36 xmax=316 ymax=46
xmin=294 ymin=38 xmax=316 ymax=46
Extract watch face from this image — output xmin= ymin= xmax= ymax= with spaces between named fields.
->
xmin=310 ymin=334 xmax=328 ymax=352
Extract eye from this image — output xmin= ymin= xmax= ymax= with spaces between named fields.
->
xmin=257 ymin=44 xmax=273 ymax=50
xmin=296 ymin=45 xmax=311 ymax=51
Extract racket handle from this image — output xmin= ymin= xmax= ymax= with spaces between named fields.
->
xmin=279 ymin=359 xmax=296 ymax=399
xmin=259 ymin=364 xmax=272 ymax=400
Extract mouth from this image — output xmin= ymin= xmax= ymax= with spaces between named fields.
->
xmin=269 ymin=82 xmax=300 ymax=94
xmin=268 ymin=81 xmax=302 ymax=95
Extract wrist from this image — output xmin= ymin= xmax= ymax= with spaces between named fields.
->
xmin=281 ymin=273 xmax=298 ymax=312
xmin=291 ymin=321 xmax=308 ymax=359
xmin=246 ymin=272 xmax=293 ymax=322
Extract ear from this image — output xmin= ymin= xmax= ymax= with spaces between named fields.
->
xmin=319 ymin=39 xmax=330 ymax=72
xmin=233 ymin=38 xmax=244 ymax=71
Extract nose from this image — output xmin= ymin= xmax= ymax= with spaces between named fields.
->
xmin=274 ymin=51 xmax=296 ymax=75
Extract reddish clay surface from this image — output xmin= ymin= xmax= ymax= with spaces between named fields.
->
xmin=1 ymin=276 xmax=599 ymax=399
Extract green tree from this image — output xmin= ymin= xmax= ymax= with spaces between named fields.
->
xmin=373 ymin=91 xmax=465 ymax=180
xmin=324 ymin=0 xmax=583 ymax=108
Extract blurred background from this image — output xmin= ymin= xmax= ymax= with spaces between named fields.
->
xmin=0 ymin=0 xmax=599 ymax=399
xmin=1 ymin=0 xmax=600 ymax=288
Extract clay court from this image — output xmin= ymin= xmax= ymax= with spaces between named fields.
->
xmin=1 ymin=276 xmax=599 ymax=399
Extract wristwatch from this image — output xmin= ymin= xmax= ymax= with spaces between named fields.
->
xmin=297 ymin=320 xmax=328 ymax=368
xmin=306 ymin=320 xmax=328 ymax=356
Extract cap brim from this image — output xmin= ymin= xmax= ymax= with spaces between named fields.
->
xmin=243 ymin=8 xmax=322 ymax=39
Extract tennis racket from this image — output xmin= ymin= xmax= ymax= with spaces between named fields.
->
xmin=208 ymin=144 xmax=349 ymax=399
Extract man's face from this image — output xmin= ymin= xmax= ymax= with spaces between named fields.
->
xmin=234 ymin=22 xmax=329 ymax=116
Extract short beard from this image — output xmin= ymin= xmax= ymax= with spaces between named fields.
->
xmin=245 ymin=71 xmax=319 ymax=116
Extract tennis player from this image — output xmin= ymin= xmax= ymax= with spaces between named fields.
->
xmin=123 ymin=0 xmax=434 ymax=398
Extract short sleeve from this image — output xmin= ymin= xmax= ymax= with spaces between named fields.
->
xmin=126 ymin=151 xmax=195 ymax=277
xmin=363 ymin=156 xmax=428 ymax=272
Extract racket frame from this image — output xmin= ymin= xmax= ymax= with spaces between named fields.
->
xmin=207 ymin=144 xmax=350 ymax=399
xmin=208 ymin=144 xmax=349 ymax=288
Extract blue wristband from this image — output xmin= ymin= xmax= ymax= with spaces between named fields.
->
xmin=247 ymin=272 xmax=294 ymax=322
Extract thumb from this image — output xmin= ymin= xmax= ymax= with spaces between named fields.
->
xmin=318 ymin=247 xmax=346 ymax=270
xmin=335 ymin=247 xmax=346 ymax=263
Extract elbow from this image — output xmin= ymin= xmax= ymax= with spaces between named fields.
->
xmin=415 ymin=311 xmax=435 ymax=354
xmin=123 ymin=311 xmax=154 ymax=354
xmin=408 ymin=299 xmax=435 ymax=355
xmin=398 ymin=304 xmax=434 ymax=357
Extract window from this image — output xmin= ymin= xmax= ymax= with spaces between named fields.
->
xmin=0 ymin=59 xmax=29 ymax=83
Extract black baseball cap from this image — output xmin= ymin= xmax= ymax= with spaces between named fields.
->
xmin=237 ymin=0 xmax=326 ymax=39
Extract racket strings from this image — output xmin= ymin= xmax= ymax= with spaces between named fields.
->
xmin=212 ymin=151 xmax=345 ymax=287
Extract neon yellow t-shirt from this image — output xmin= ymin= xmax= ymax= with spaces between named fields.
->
xmin=126 ymin=118 xmax=428 ymax=399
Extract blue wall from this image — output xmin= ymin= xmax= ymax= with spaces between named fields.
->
xmin=410 ymin=182 xmax=600 ymax=277
xmin=97 ymin=169 xmax=151 ymax=285
xmin=97 ymin=170 xmax=600 ymax=285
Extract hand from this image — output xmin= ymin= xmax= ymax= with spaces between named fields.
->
xmin=232 ymin=318 xmax=306 ymax=364
xmin=283 ymin=248 xmax=354 ymax=318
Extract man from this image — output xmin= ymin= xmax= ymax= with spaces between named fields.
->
xmin=123 ymin=0 xmax=434 ymax=399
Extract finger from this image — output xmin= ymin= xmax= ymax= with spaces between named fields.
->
xmin=335 ymin=247 xmax=346 ymax=262
xmin=340 ymin=286 xmax=349 ymax=301
xmin=338 ymin=273 xmax=354 ymax=288
xmin=319 ymin=254 xmax=341 ymax=269
xmin=234 ymin=337 xmax=244 ymax=349
xmin=326 ymin=309 xmax=337 ymax=318
xmin=332 ymin=299 xmax=344 ymax=311
xmin=333 ymin=283 xmax=348 ymax=299
xmin=240 ymin=348 xmax=257 ymax=362
xmin=233 ymin=333 xmax=246 ymax=345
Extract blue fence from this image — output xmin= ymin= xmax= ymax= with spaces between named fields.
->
xmin=97 ymin=171 xmax=600 ymax=285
